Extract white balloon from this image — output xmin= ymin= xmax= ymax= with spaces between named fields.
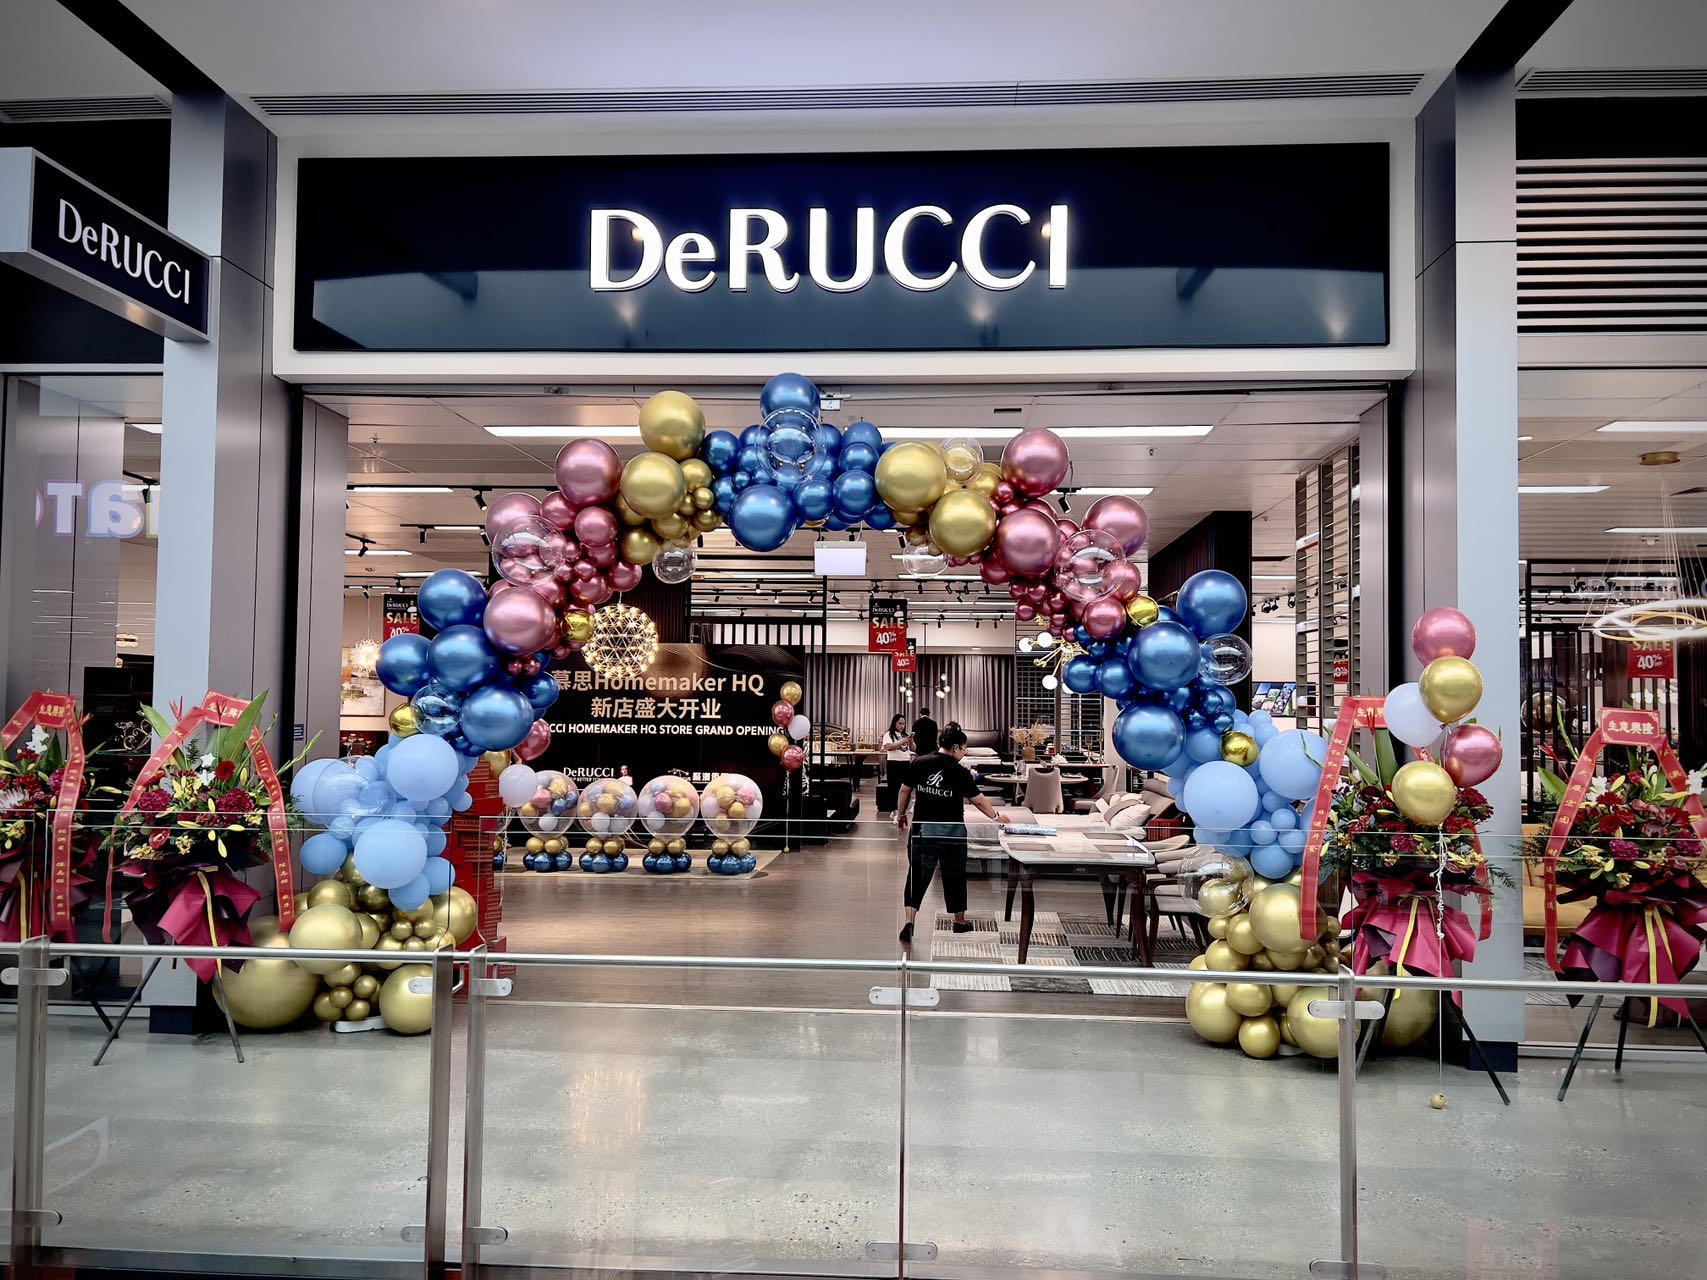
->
xmin=497 ymin=763 xmax=539 ymax=809
xmin=786 ymin=714 xmax=810 ymax=742
xmin=590 ymin=812 xmax=611 ymax=834
xmin=1384 ymin=681 xmax=1443 ymax=748
xmin=535 ymin=814 xmax=558 ymax=832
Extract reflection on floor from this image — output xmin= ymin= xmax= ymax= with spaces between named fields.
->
xmin=11 ymin=1006 xmax=1707 ymax=1280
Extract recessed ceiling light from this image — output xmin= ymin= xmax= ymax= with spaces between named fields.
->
xmin=1519 ymin=485 xmax=1609 ymax=494
xmin=1517 ymin=435 xmax=1534 ymax=442
xmin=1252 ymin=574 xmax=1296 ymax=581
xmin=1053 ymin=425 xmax=1213 ymax=438
xmin=1605 ymin=526 xmax=1707 ymax=534
xmin=431 ymin=524 xmax=484 ymax=531
xmin=484 ymin=426 xmax=643 ymax=440
xmin=128 ymin=422 xmax=162 ymax=433
xmin=348 ymin=485 xmax=453 ymax=494
xmin=1597 ymin=421 xmax=1707 ymax=434
xmin=344 ymin=548 xmax=412 ymax=556
xmin=1075 ymin=486 xmax=1156 ymax=497
xmin=395 ymin=571 xmax=435 ymax=578
xmin=886 ymin=427 xmax=1021 ymax=441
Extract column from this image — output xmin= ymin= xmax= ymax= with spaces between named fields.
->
xmin=1402 ymin=70 xmax=1524 ymax=1054
xmin=154 ymin=93 xmax=291 ymax=755
xmin=294 ymin=398 xmax=349 ymax=758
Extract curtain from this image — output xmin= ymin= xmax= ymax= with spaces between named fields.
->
xmin=807 ymin=652 xmax=1015 ymax=748
xmin=807 ymin=653 xmax=909 ymax=746
xmin=917 ymin=653 xmax=1014 ymax=744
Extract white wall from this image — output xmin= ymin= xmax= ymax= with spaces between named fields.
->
xmin=1251 ymin=620 xmax=1295 ymax=683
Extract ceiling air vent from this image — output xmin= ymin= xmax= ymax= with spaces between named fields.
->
xmin=1519 ymin=68 xmax=1707 ymax=95
xmin=251 ymin=74 xmax=1424 ymax=118
xmin=0 ymin=96 xmax=170 ymax=123
xmin=1517 ymin=156 xmax=1707 ymax=335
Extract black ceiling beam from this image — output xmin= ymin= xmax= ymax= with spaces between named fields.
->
xmin=56 ymin=0 xmax=222 ymax=94
xmin=1457 ymin=0 xmax=1575 ymax=73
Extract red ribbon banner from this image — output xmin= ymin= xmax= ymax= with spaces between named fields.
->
xmin=110 ymin=690 xmax=297 ymax=941
xmin=0 ymin=691 xmax=89 ymax=934
xmin=1542 ymin=707 xmax=1707 ymax=971
xmin=1299 ymin=697 xmax=1386 ymax=940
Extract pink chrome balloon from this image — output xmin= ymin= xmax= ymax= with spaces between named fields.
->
xmin=531 ymin=577 xmax=567 ymax=610
xmin=608 ymin=561 xmax=643 ymax=592
xmin=572 ymin=560 xmax=598 ymax=581
xmin=484 ymin=492 xmax=542 ymax=543
xmin=1082 ymin=495 xmax=1150 ymax=557
xmin=555 ymin=439 xmax=622 ymax=508
xmin=539 ymin=491 xmax=576 ymax=531
xmin=993 ymin=507 xmax=1062 ymax=577
xmin=772 ymin=700 xmax=795 ymax=728
xmin=488 ymin=580 xmax=514 ymax=598
xmin=574 ymin=505 xmax=618 ymax=548
xmin=1000 ymin=428 xmax=1070 ymax=497
xmin=585 ymin=540 xmax=618 ymax=568
xmin=1104 ymin=559 xmax=1142 ymax=601
xmin=992 ymin=481 xmax=1015 ymax=504
xmin=1081 ymin=595 xmax=1127 ymax=640
xmin=1412 ymin=607 xmax=1477 ymax=664
xmin=781 ymin=745 xmax=805 ymax=772
xmin=571 ymin=576 xmax=612 ymax=607
xmin=1015 ymin=603 xmax=1037 ymax=622
xmin=1056 ymin=519 xmax=1080 ymax=538
xmin=516 ymin=719 xmax=552 ymax=762
xmin=483 ymin=586 xmax=557 ymax=655
xmin=980 ymin=559 xmax=1012 ymax=586
xmin=1440 ymin=724 xmax=1502 ymax=787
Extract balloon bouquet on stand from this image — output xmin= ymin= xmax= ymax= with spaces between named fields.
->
xmin=639 ymin=775 xmax=700 ymax=874
xmin=703 ymin=775 xmax=763 ymax=874
xmin=577 ymin=776 xmax=637 ymax=872
xmin=505 ymin=768 xmax=579 ymax=872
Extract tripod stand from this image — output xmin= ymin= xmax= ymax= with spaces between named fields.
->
xmin=91 ymin=957 xmax=244 ymax=1066
xmin=1355 ymin=985 xmax=1511 ymax=1105
xmin=1555 ymin=993 xmax=1707 ymax=1101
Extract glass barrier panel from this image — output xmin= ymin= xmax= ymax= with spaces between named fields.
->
xmin=466 ymin=955 xmax=903 ymax=1275
xmin=906 ymin=962 xmax=1341 ymax=1279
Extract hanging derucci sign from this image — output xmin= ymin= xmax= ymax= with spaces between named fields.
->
xmin=290 ymin=143 xmax=1389 ymax=353
xmin=0 ymin=149 xmax=209 ymax=341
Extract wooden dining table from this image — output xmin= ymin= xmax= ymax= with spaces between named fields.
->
xmin=991 ymin=809 xmax=1158 ymax=965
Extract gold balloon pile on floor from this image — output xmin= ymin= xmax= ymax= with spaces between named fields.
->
xmin=219 ymin=856 xmax=478 ymax=1036
xmin=1185 ymin=859 xmax=1345 ymax=1059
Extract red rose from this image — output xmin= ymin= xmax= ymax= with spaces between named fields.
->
xmin=134 ymin=788 xmax=172 ymax=816
xmin=215 ymin=760 xmax=236 ymax=782
xmin=215 ymin=789 xmax=254 ymax=817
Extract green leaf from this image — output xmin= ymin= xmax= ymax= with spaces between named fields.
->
xmin=1553 ymin=701 xmax=1580 ymax=760
xmin=1373 ymin=726 xmax=1399 ymax=788
xmin=139 ymin=704 xmax=176 ymax=745
xmin=216 ymin=694 xmax=268 ymax=763
xmin=1537 ymin=769 xmax=1568 ymax=803
xmin=1344 ymin=747 xmax=1380 ymax=787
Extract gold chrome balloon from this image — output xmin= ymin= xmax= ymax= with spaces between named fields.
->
xmin=603 ymin=837 xmax=623 ymax=856
xmin=312 ymin=992 xmax=341 ymax=1022
xmin=433 ymin=886 xmax=478 ymax=945
xmin=374 ymin=934 xmax=406 ymax=970
xmin=1125 ymin=595 xmax=1160 ymax=628
xmin=1238 ymin=1013 xmax=1282 ymax=1059
xmin=585 ymin=837 xmax=603 ymax=855
xmin=928 ymin=489 xmax=999 ymax=557
xmin=1285 ymin=986 xmax=1341 ymax=1058
xmin=1225 ymin=981 xmax=1273 ymax=1017
xmin=1198 ymin=879 xmax=1243 ymax=918
xmin=692 ymin=485 xmax=715 ymax=511
xmin=305 ymin=879 xmax=354 ymax=911
xmin=968 ymin=462 xmax=1004 ymax=498
xmin=379 ymin=963 xmax=435 ymax=1035
xmin=779 ymin=681 xmax=803 ymax=707
xmin=1364 ymin=962 xmax=1439 ymax=1048
xmin=359 ymin=884 xmax=391 ymax=912
xmin=1207 ymin=915 xmax=1229 ymax=940
xmin=390 ymin=919 xmax=414 ymax=941
xmin=413 ymin=920 xmax=437 ymax=939
xmin=398 ymin=902 xmax=436 ymax=926
xmin=1221 ymin=731 xmax=1260 ymax=767
xmin=614 ymin=494 xmax=647 ymax=527
xmin=481 ymin=750 xmax=511 ymax=776
xmin=1248 ymin=884 xmax=1306 ymax=953
xmin=564 ymin=611 xmax=594 ymax=644
xmin=1266 ymin=947 xmax=1306 ymax=972
xmin=1225 ymin=915 xmax=1266 ymax=956
xmin=288 ymin=903 xmax=363 ymax=975
xmin=651 ymin=512 xmax=689 ymax=541
xmin=768 ymin=732 xmax=790 ymax=757
xmin=711 ymin=839 xmax=729 ymax=857
xmin=217 ymin=918 xmax=319 ymax=1029
xmin=692 ymin=509 xmax=721 ymax=532
xmin=352 ymin=974 xmax=381 ymax=1001
xmin=1418 ymin=655 xmax=1483 ymax=723
xmin=638 ymin=390 xmax=706 ymax=461
xmin=389 ymin=704 xmax=420 ymax=737
xmin=1187 ymin=955 xmax=1208 ymax=970
xmin=1185 ymin=982 xmax=1241 ymax=1043
xmin=620 ymin=452 xmax=688 ymax=519
xmin=338 ymin=853 xmax=366 ymax=887
xmin=680 ymin=458 xmax=714 ymax=490
xmin=1270 ymin=982 xmax=1301 ymax=1007
xmin=402 ymin=936 xmax=426 ymax=952
xmin=875 ymin=441 xmax=948 ymax=513
xmin=620 ymin=527 xmax=660 ymax=566
xmin=667 ymin=837 xmax=687 ymax=856
xmin=324 ymin=962 xmax=362 ymax=988
xmin=525 ymin=836 xmax=545 ymax=854
xmin=344 ymin=998 xmax=372 ymax=1023
xmin=1391 ymin=760 xmax=1458 ymax=825
xmin=1203 ymin=940 xmax=1248 ymax=972
xmin=354 ymin=913 xmax=380 ymax=950
xmin=1249 ymin=950 xmax=1275 ymax=971
xmin=730 ymin=836 xmax=750 ymax=856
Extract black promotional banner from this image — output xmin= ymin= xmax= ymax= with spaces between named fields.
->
xmin=534 ymin=643 xmax=804 ymax=821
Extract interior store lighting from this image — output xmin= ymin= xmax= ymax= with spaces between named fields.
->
xmin=1074 ymin=486 xmax=1155 ymax=496
xmin=1597 ymin=422 xmax=1707 ymax=434
xmin=1052 ymin=425 xmax=1213 ymax=438
xmin=127 ymin=422 xmax=162 ymax=433
xmin=348 ymin=485 xmax=454 ymax=494
xmin=344 ymin=548 xmax=412 ymax=556
xmin=484 ymin=426 xmax=643 ymax=440
xmin=1605 ymin=526 xmax=1707 ymax=534
xmin=1519 ymin=485 xmax=1609 ymax=495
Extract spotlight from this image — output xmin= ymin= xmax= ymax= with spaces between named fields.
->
xmin=472 ymin=489 xmax=488 ymax=511
xmin=1057 ymin=494 xmax=1071 ymax=513
xmin=418 ymin=529 xmax=427 ymax=545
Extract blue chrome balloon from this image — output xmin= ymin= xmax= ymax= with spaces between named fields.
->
xmin=427 ymin=625 xmax=501 ymax=692
xmin=1201 ymin=686 xmax=1236 ymax=716
xmin=729 ymin=484 xmax=797 ymax=552
xmin=1156 ymin=605 xmax=1181 ymax=626
xmin=1211 ymin=712 xmax=1235 ymax=733
xmin=864 ymin=505 xmax=896 ymax=531
xmin=713 ymin=476 xmax=736 ymax=512
xmin=702 ymin=429 xmax=740 ymax=475
xmin=1095 ymin=658 xmax=1135 ymax=700
xmin=832 ymin=469 xmax=876 ymax=517
xmin=760 ymin=372 xmax=821 ymax=420
xmin=825 ymin=514 xmax=850 ymax=531
xmin=738 ymin=424 xmax=771 ymax=451
xmin=1112 ymin=703 xmax=1187 ymax=771
xmin=1126 ymin=621 xmax=1201 ymax=691
xmin=737 ymin=444 xmax=768 ymax=474
xmin=1176 ymin=569 xmax=1249 ymax=638
xmin=417 ymin=568 xmax=487 ymax=631
xmin=842 ymin=420 xmax=882 ymax=452
xmin=814 ymin=422 xmax=842 ymax=457
xmin=795 ymin=477 xmax=834 ymax=522
xmin=522 ymin=671 xmax=560 ymax=713
xmin=839 ymin=441 xmax=879 ymax=474
xmin=1062 ymin=654 xmax=1098 ymax=694
xmin=376 ymin=633 xmax=432 ymax=696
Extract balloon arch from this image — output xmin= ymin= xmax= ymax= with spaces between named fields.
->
xmin=372 ymin=372 xmax=1325 ymax=869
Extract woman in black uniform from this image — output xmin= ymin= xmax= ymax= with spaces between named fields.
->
xmin=895 ymin=727 xmax=1001 ymax=945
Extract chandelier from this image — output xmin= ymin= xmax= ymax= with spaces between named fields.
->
xmin=583 ymin=603 xmax=660 ymax=680
xmin=348 ymin=637 xmax=382 ymax=678
xmin=1589 ymin=471 xmax=1707 ymax=644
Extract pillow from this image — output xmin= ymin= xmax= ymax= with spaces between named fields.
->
xmin=1108 ymin=803 xmax=1151 ymax=831
xmin=1101 ymin=793 xmax=1145 ymax=825
xmin=1140 ymin=775 xmax=1173 ymax=799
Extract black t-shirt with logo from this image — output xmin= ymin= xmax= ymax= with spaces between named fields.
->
xmin=911 ymin=714 xmax=939 ymax=755
xmin=907 ymin=752 xmax=980 ymax=829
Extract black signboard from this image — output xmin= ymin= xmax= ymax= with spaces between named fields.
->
xmin=292 ymin=143 xmax=1389 ymax=353
xmin=533 ymin=643 xmax=805 ymax=826
xmin=0 ymin=149 xmax=208 ymax=341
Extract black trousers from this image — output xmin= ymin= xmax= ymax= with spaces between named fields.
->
xmin=905 ymin=826 xmax=969 ymax=914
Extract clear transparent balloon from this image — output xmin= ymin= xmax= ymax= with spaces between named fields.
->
xmin=516 ymin=770 xmax=581 ymax=837
xmin=1199 ymin=632 xmax=1255 ymax=685
xmin=1178 ymin=849 xmax=1254 ymax=917
xmin=900 ymin=545 xmax=947 ymax=577
xmin=765 ymin=412 xmax=823 ymax=478
xmin=637 ymin=774 xmax=701 ymax=838
xmin=576 ymin=777 xmax=638 ymax=837
xmin=1055 ymin=528 xmax=1126 ymax=603
xmin=653 ymin=539 xmax=697 ymax=584
xmin=700 ymin=771 xmax=764 ymax=839
xmin=493 ymin=517 xmax=568 ymax=586
xmin=939 ymin=435 xmax=985 ymax=483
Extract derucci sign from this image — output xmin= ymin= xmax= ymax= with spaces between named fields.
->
xmin=0 ymin=149 xmax=209 ymax=341
xmin=292 ymin=144 xmax=1389 ymax=353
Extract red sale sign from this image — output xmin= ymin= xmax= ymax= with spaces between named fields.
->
xmin=868 ymin=597 xmax=908 ymax=653
xmin=1627 ymin=642 xmax=1675 ymax=680
xmin=891 ymin=651 xmax=917 ymax=673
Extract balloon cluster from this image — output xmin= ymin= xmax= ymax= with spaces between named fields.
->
xmin=767 ymin=680 xmax=808 ymax=771
xmin=1384 ymin=607 xmax=1496 ymax=820
xmin=291 ymin=734 xmax=472 ymax=911
xmin=575 ymin=777 xmax=637 ymax=872
xmin=702 ymin=773 xmax=762 ymax=874
xmin=637 ymin=775 xmax=700 ymax=874
xmin=496 ymin=764 xmax=581 ymax=871
xmin=376 ymin=567 xmax=559 ymax=759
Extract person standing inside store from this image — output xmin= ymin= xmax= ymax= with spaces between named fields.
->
xmin=911 ymin=708 xmax=939 ymax=758
xmin=880 ymin=713 xmax=913 ymax=805
xmin=895 ymin=727 xmax=1000 ymax=945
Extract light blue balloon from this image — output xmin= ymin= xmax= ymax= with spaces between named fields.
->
xmin=374 ymin=743 xmax=393 ymax=767
xmin=424 ymin=856 xmax=454 ymax=896
xmin=1185 ymin=728 xmax=1223 ymax=764
xmin=388 ymin=872 xmax=432 ymax=912
xmin=291 ymin=757 xmax=335 ymax=806
xmin=1194 ymin=827 xmax=1230 ymax=847
xmin=1166 ymin=774 xmax=1187 ymax=799
xmin=1219 ymin=826 xmax=1254 ymax=854
xmin=386 ymin=734 xmax=460 ymax=803
xmin=353 ymin=755 xmax=380 ymax=782
xmin=309 ymin=762 xmax=364 ymax=822
xmin=1249 ymin=709 xmax=1273 ymax=732
xmin=329 ymin=813 xmax=355 ymax=839
xmin=425 ymin=798 xmax=451 ymax=820
xmin=1253 ymin=720 xmax=1279 ymax=746
xmin=1270 ymin=807 xmax=1299 ymax=832
xmin=1249 ymin=820 xmax=1277 ymax=846
xmin=353 ymin=817 xmax=429 ymax=890
xmin=1250 ymin=844 xmax=1293 ymax=880
xmin=452 ymin=791 xmax=473 ymax=812
xmin=1258 ymin=789 xmax=1282 ymax=812
xmin=300 ymin=831 xmax=349 ymax=876
xmin=354 ymin=779 xmax=394 ymax=818
xmin=1258 ymin=729 xmax=1329 ymax=801
xmin=1278 ymin=828 xmax=1306 ymax=855
xmin=1180 ymin=760 xmax=1262 ymax=831
xmin=424 ymin=828 xmax=447 ymax=857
